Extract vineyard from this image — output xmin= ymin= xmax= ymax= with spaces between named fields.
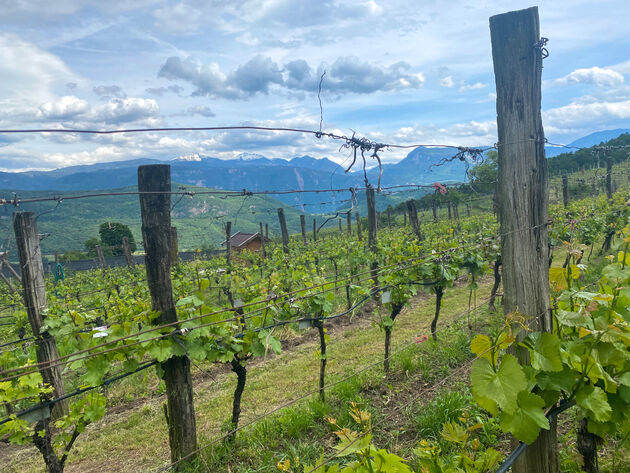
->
xmin=1 ymin=6 xmax=630 ymax=473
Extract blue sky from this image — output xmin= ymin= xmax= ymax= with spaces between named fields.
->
xmin=1 ymin=0 xmax=629 ymax=171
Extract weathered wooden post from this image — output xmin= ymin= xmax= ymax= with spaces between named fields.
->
xmin=606 ymin=156 xmax=613 ymax=200
xmin=14 ymin=212 xmax=68 ymax=419
xmin=403 ymin=211 xmax=407 ymax=226
xmin=265 ymin=223 xmax=269 ymax=240
xmin=491 ymin=7 xmax=556 ymax=473
xmin=346 ymin=211 xmax=352 ymax=236
xmin=562 ymin=175 xmax=569 ymax=207
xmin=300 ymin=215 xmax=307 ymax=244
xmin=122 ymin=236 xmax=135 ymax=267
xmin=355 ymin=212 xmax=362 ymax=241
xmin=312 ymin=218 xmax=317 ymax=242
xmin=447 ymin=201 xmax=452 ymax=219
xmin=95 ymin=244 xmax=106 ymax=268
xmin=259 ymin=221 xmax=266 ymax=257
xmin=0 ymin=253 xmax=21 ymax=283
xmin=366 ymin=186 xmax=379 ymax=298
xmin=338 ymin=219 xmax=343 ymax=235
xmin=138 ymin=165 xmax=197 ymax=465
xmin=225 ymin=221 xmax=232 ymax=268
xmin=277 ymin=208 xmax=289 ymax=253
xmin=431 ymin=198 xmax=438 ymax=222
xmin=406 ymin=199 xmax=422 ymax=241
xmin=170 ymin=227 xmax=179 ymax=266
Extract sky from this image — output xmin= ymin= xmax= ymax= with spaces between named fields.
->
xmin=1 ymin=0 xmax=629 ymax=172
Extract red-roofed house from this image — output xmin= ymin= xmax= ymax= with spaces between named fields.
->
xmin=221 ymin=232 xmax=268 ymax=252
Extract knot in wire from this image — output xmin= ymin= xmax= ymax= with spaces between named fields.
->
xmin=241 ymin=189 xmax=253 ymax=196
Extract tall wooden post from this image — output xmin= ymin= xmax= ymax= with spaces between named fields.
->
xmin=403 ymin=211 xmax=407 ymax=226
xmin=277 ymin=208 xmax=289 ymax=253
xmin=312 ymin=218 xmax=317 ymax=242
xmin=259 ymin=222 xmax=266 ymax=258
xmin=366 ymin=186 xmax=379 ymax=298
xmin=447 ymin=201 xmax=452 ymax=219
xmin=606 ymin=156 xmax=613 ymax=200
xmin=122 ymin=236 xmax=135 ymax=267
xmin=355 ymin=212 xmax=362 ymax=241
xmin=138 ymin=165 xmax=197 ymax=464
xmin=431 ymin=198 xmax=438 ymax=222
xmin=406 ymin=199 xmax=422 ymax=240
xmin=0 ymin=253 xmax=21 ymax=283
xmin=265 ymin=223 xmax=269 ymax=240
xmin=95 ymin=244 xmax=106 ymax=268
xmin=300 ymin=215 xmax=307 ymax=244
xmin=338 ymin=219 xmax=343 ymax=235
xmin=13 ymin=212 xmax=68 ymax=419
xmin=225 ymin=221 xmax=232 ymax=269
xmin=346 ymin=212 xmax=352 ymax=236
xmin=562 ymin=175 xmax=569 ymax=207
xmin=170 ymin=227 xmax=179 ymax=266
xmin=491 ymin=7 xmax=556 ymax=473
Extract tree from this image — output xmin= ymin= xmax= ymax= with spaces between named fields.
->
xmin=468 ymin=150 xmax=498 ymax=194
xmin=99 ymin=222 xmax=137 ymax=256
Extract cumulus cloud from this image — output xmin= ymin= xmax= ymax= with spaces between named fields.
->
xmin=459 ymin=82 xmax=487 ymax=92
xmin=93 ymin=84 xmax=126 ymax=99
xmin=145 ymin=85 xmax=184 ymax=96
xmin=158 ymin=54 xmax=424 ymax=98
xmin=554 ymin=66 xmax=624 ymax=88
xmin=33 ymin=95 xmax=159 ymax=125
xmin=179 ymin=105 xmax=216 ymax=117
xmin=153 ymin=2 xmax=203 ymax=34
xmin=543 ymin=98 xmax=630 ymax=129
xmin=440 ymin=76 xmax=454 ymax=88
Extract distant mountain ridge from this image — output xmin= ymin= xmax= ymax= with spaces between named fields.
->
xmin=1 ymin=129 xmax=627 ymax=209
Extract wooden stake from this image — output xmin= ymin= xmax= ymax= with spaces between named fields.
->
xmin=277 ymin=208 xmax=289 ymax=253
xmin=346 ymin=212 xmax=352 ymax=236
xmin=312 ymin=218 xmax=317 ymax=242
xmin=355 ymin=212 xmax=362 ymax=241
xmin=225 ymin=221 xmax=232 ymax=269
xmin=366 ymin=186 xmax=379 ymax=298
xmin=606 ymin=156 xmax=613 ymax=200
xmin=95 ymin=245 xmax=106 ymax=268
xmin=259 ymin=222 xmax=266 ymax=257
xmin=300 ymin=215 xmax=307 ymax=244
xmin=491 ymin=7 xmax=556 ymax=472
xmin=13 ymin=212 xmax=68 ymax=419
xmin=138 ymin=165 xmax=197 ymax=465
xmin=562 ymin=175 xmax=569 ymax=207
xmin=122 ymin=236 xmax=135 ymax=266
xmin=406 ymin=199 xmax=422 ymax=240
xmin=170 ymin=227 xmax=179 ymax=266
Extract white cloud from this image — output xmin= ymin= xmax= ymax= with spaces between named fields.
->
xmin=544 ymin=98 xmax=630 ymax=129
xmin=459 ymin=82 xmax=487 ymax=92
xmin=554 ymin=66 xmax=624 ymax=88
xmin=440 ymin=76 xmax=454 ymax=88
xmin=38 ymin=96 xmax=90 ymax=120
xmin=153 ymin=2 xmax=203 ymax=34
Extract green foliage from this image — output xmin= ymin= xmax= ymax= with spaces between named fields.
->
xmin=99 ymin=221 xmax=137 ymax=255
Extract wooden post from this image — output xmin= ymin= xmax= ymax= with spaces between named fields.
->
xmin=259 ymin=222 xmax=266 ymax=257
xmin=122 ymin=236 xmax=135 ymax=266
xmin=355 ymin=212 xmax=362 ymax=241
xmin=312 ymin=218 xmax=317 ymax=242
xmin=225 ymin=221 xmax=232 ymax=269
xmin=13 ymin=212 xmax=68 ymax=419
xmin=170 ymin=227 xmax=179 ymax=266
xmin=491 ymin=7 xmax=556 ymax=473
xmin=95 ymin=244 xmax=106 ymax=268
xmin=265 ymin=223 xmax=269 ymax=240
xmin=138 ymin=165 xmax=197 ymax=464
xmin=1 ymin=253 xmax=22 ymax=283
xmin=54 ymin=251 xmax=59 ymax=265
xmin=277 ymin=208 xmax=289 ymax=253
xmin=346 ymin=212 xmax=352 ymax=236
xmin=0 ymin=268 xmax=16 ymax=293
xmin=406 ymin=199 xmax=422 ymax=240
xmin=300 ymin=215 xmax=307 ymax=244
xmin=562 ymin=175 xmax=569 ymax=207
xmin=431 ymin=198 xmax=438 ymax=222
xmin=366 ymin=186 xmax=379 ymax=298
xmin=447 ymin=201 xmax=452 ymax=219
xmin=403 ymin=211 xmax=407 ymax=226
xmin=606 ymin=156 xmax=613 ymax=200
xmin=338 ymin=219 xmax=343 ymax=235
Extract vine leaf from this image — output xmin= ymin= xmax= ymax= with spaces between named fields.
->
xmin=471 ymin=354 xmax=527 ymax=416
xmin=527 ymin=332 xmax=563 ymax=372
xmin=499 ymin=391 xmax=549 ymax=444
xmin=575 ymin=384 xmax=612 ymax=422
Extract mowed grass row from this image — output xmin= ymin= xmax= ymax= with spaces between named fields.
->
xmin=4 ymin=280 xmax=494 ymax=472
